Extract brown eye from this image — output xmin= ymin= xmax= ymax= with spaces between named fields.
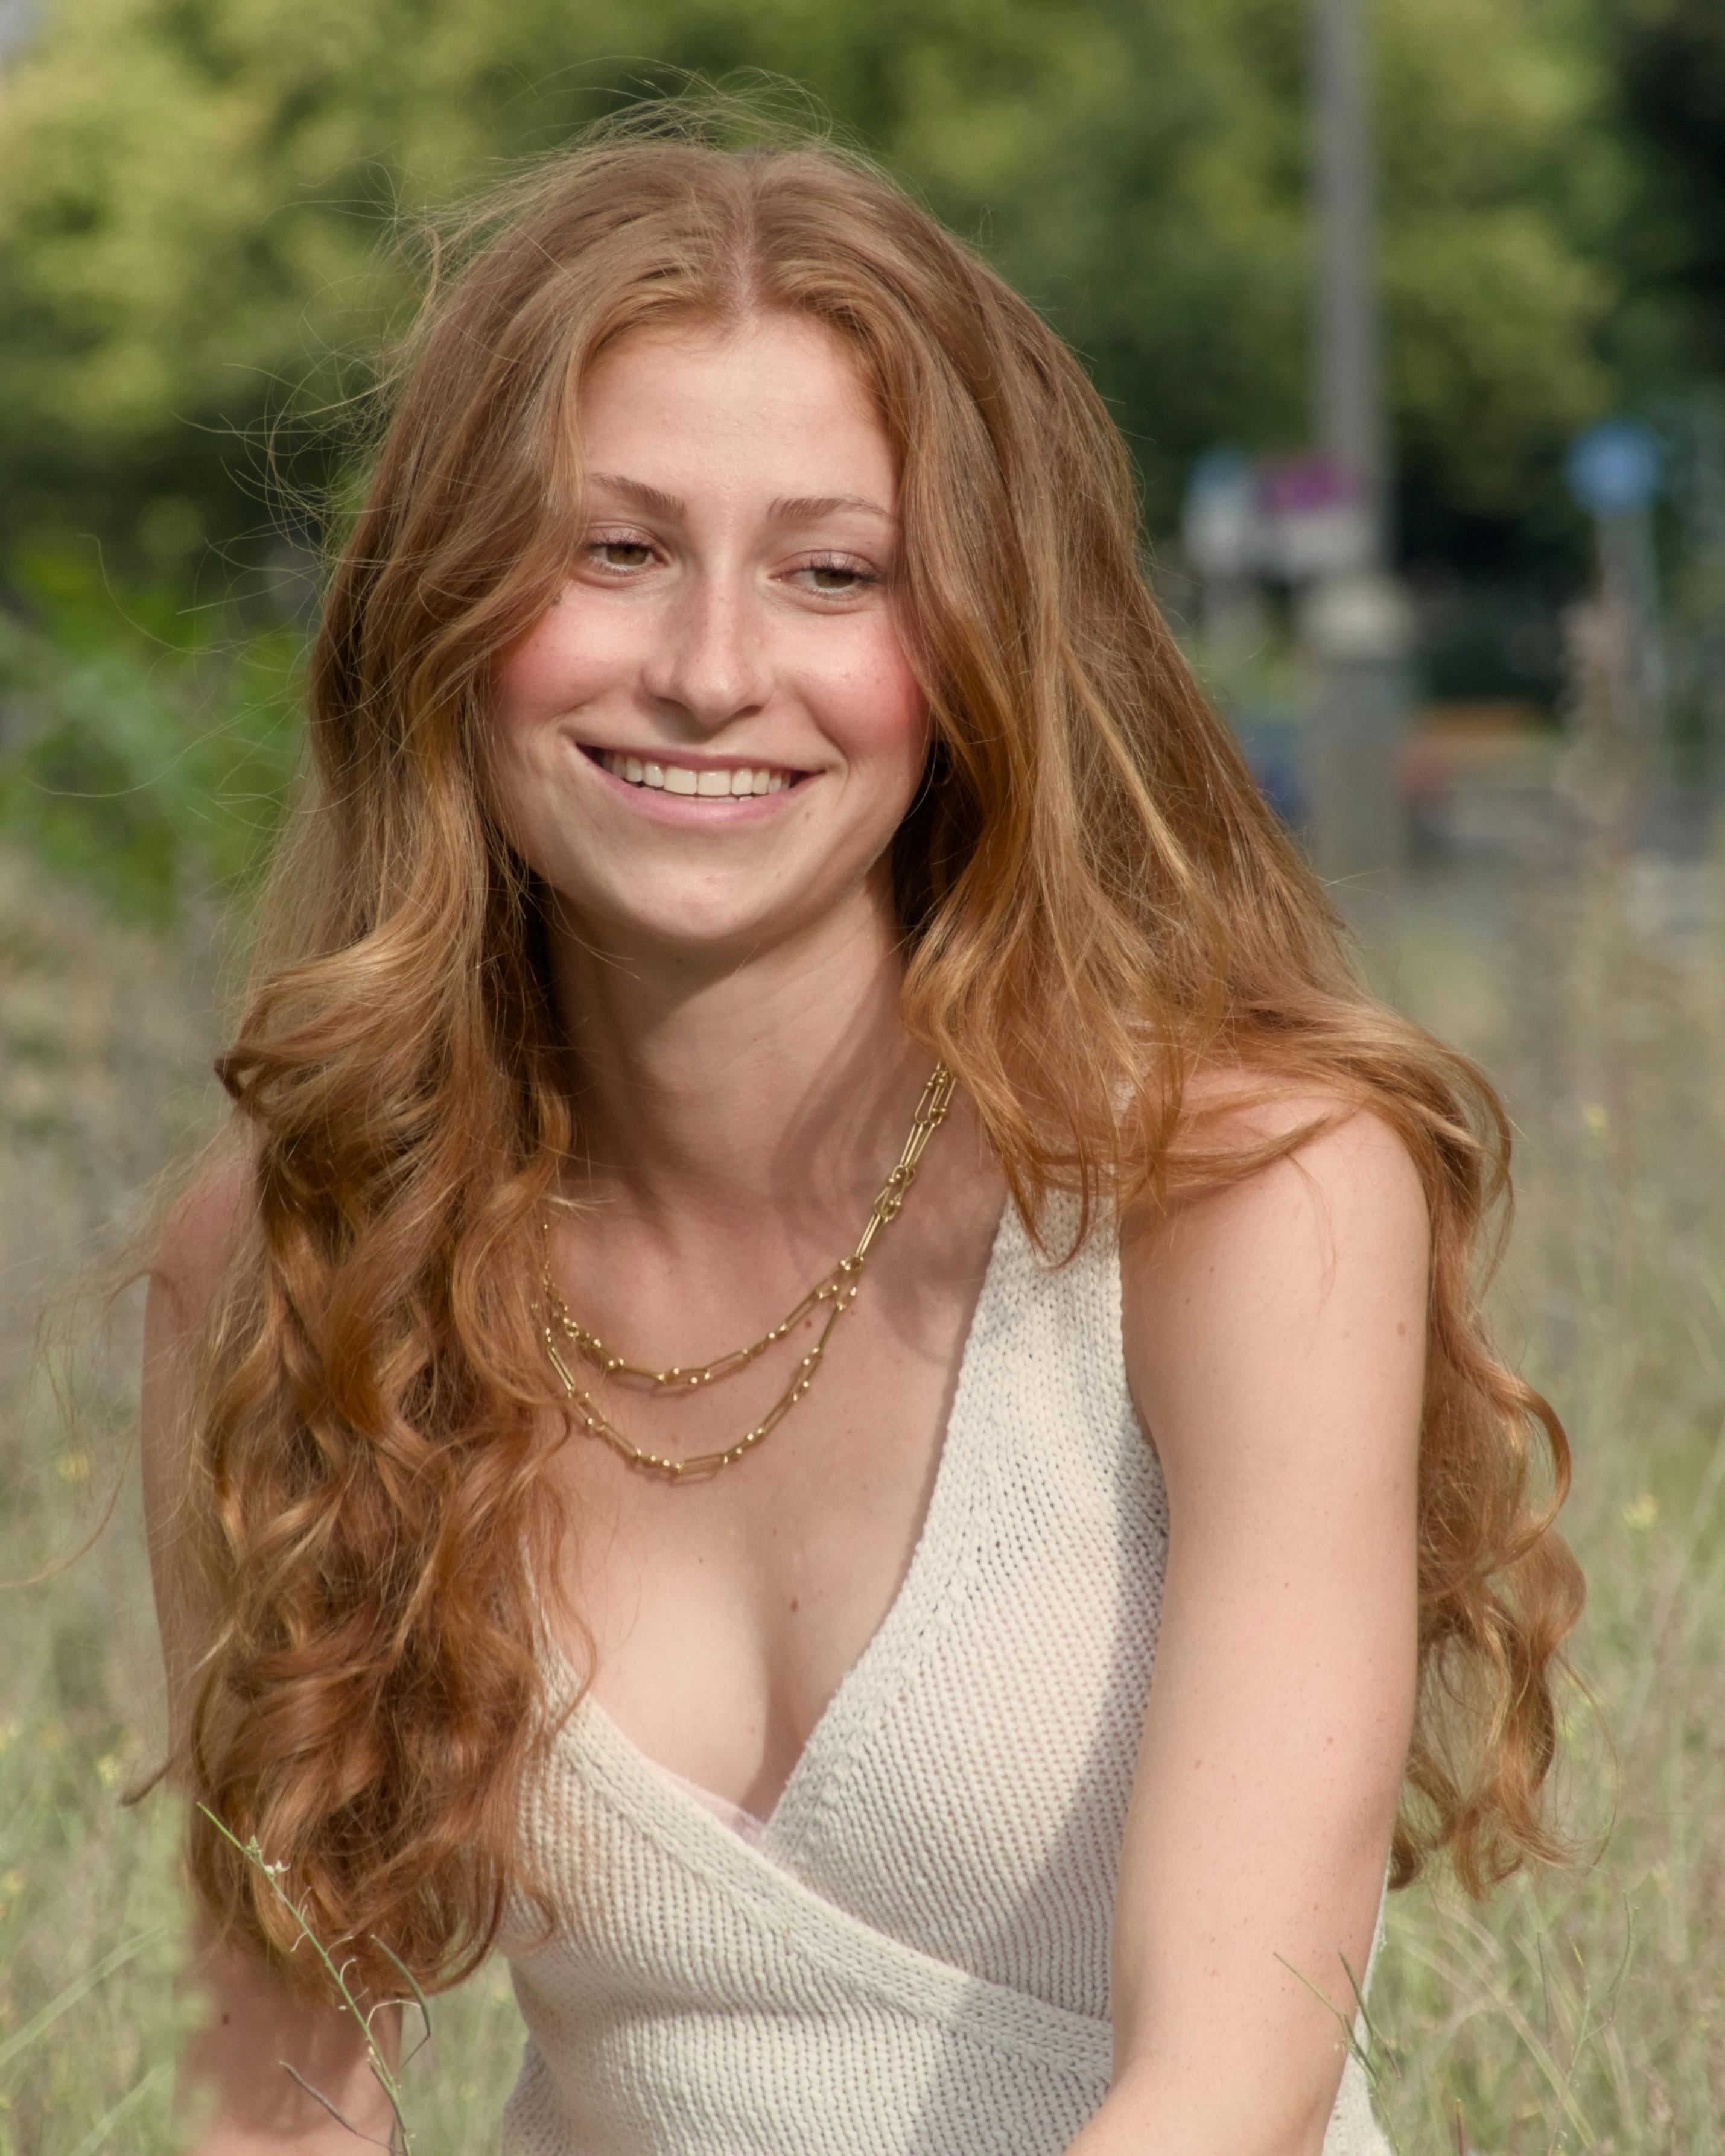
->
xmin=594 ymin=541 xmax=653 ymax=571
xmin=798 ymin=557 xmax=878 ymax=595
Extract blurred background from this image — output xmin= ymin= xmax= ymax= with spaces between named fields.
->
xmin=2 ymin=2 xmax=1724 ymax=2149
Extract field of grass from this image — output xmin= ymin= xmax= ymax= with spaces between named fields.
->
xmin=3 ymin=814 xmax=1723 ymax=2153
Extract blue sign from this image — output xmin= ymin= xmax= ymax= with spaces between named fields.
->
xmin=1566 ymin=419 xmax=1663 ymax=517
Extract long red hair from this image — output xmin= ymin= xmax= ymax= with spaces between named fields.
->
xmin=168 ymin=103 xmax=1582 ymax=2000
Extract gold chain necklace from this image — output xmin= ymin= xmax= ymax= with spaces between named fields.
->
xmin=540 ymin=1064 xmax=956 ymax=1481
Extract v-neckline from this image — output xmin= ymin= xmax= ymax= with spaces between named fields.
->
xmin=550 ymin=1194 xmax=1022 ymax=1856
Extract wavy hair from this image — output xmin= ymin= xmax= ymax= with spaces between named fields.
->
xmin=167 ymin=102 xmax=1583 ymax=2000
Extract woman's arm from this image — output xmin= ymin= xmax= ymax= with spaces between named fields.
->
xmin=141 ymin=1168 xmax=399 ymax=2154
xmin=1071 ymin=1102 xmax=1426 ymax=2156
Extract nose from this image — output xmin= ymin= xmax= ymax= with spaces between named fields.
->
xmin=640 ymin=569 xmax=772 ymax=734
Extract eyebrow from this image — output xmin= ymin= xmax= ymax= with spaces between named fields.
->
xmin=588 ymin=472 xmax=683 ymax=518
xmin=587 ymin=472 xmax=896 ymax=526
xmin=770 ymin=492 xmax=897 ymax=526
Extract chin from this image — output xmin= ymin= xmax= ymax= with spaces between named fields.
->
xmin=567 ymin=888 xmax=805 ymax=963
xmin=549 ymin=849 xmax=893 ymax=968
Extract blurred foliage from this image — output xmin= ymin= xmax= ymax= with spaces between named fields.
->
xmin=1 ymin=0 xmax=1720 ymax=920
xmin=0 ymin=546 xmax=303 ymax=924
xmin=0 ymin=0 xmax=1619 ymax=571
xmin=1607 ymin=0 xmax=1725 ymax=383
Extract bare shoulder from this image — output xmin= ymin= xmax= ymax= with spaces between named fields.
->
xmin=142 ymin=1140 xmax=256 ymax=1501
xmin=147 ymin=1143 xmax=256 ymax=1346
xmin=141 ymin=1145 xmax=258 ymax=1748
xmin=1119 ymin=1070 xmax=1429 ymax=1489
xmin=1125 ymin=1064 xmax=1428 ymax=1263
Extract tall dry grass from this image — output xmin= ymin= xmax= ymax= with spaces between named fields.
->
xmin=1364 ymin=817 xmax=1725 ymax=2151
xmin=2 ymin=811 xmax=1723 ymax=2152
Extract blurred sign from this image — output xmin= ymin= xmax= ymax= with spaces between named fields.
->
xmin=1255 ymin=451 xmax=1374 ymax=580
xmin=1182 ymin=446 xmax=1378 ymax=583
xmin=1566 ymin=419 xmax=1663 ymax=518
xmin=1182 ymin=447 xmax=1259 ymax=579
xmin=1299 ymin=569 xmax=1414 ymax=662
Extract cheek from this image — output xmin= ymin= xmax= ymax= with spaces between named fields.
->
xmin=494 ymin=595 xmax=609 ymax=724
xmin=824 ymin=626 xmax=929 ymax=780
xmin=485 ymin=611 xmax=586 ymax=858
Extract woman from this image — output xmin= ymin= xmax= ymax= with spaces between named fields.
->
xmin=141 ymin=109 xmax=1581 ymax=2156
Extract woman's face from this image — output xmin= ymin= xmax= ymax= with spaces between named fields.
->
xmin=489 ymin=312 xmax=929 ymax=965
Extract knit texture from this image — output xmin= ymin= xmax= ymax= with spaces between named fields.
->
xmin=500 ymin=1196 xmax=1391 ymax=2155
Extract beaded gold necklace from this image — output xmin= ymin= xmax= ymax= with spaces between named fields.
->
xmin=540 ymin=1064 xmax=956 ymax=1480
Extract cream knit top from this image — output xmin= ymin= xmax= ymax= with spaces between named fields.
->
xmin=500 ymin=1197 xmax=1391 ymax=2156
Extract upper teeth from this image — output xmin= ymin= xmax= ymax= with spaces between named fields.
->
xmin=602 ymin=753 xmax=791 ymax=797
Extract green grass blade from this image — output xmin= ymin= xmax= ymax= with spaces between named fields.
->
xmin=63 ymin=2061 xmax=171 ymax=2156
xmin=0 ymin=1926 xmax=164 ymax=2073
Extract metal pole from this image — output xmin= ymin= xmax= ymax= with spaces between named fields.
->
xmin=0 ymin=0 xmax=35 ymax=66
xmin=1311 ymin=0 xmax=1387 ymax=563
xmin=1306 ymin=0 xmax=1409 ymax=902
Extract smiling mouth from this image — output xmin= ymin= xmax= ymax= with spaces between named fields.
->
xmin=584 ymin=748 xmax=804 ymax=799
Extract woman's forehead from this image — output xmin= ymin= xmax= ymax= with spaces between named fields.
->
xmin=577 ymin=314 xmax=897 ymax=508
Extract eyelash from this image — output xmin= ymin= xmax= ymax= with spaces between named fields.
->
xmin=581 ymin=534 xmax=882 ymax=595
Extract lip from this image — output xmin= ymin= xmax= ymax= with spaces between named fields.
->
xmin=576 ymin=742 xmax=816 ymax=823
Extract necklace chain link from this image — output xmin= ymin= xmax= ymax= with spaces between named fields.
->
xmin=540 ymin=1063 xmax=956 ymax=1481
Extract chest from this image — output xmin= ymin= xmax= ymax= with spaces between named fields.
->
xmin=538 ymin=1186 xmax=1009 ymax=1820
xmin=509 ymin=1196 xmax=1171 ymax=2041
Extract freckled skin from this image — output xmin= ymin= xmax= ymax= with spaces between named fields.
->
xmin=489 ymin=315 xmax=930 ymax=972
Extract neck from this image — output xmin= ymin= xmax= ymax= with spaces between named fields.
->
xmin=549 ymin=881 xmax=934 ymax=1243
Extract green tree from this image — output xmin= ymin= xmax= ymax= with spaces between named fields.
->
xmin=0 ymin=0 xmax=1616 ymax=565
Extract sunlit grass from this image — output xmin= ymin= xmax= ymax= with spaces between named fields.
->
xmin=1367 ymin=836 xmax=1725 ymax=2153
